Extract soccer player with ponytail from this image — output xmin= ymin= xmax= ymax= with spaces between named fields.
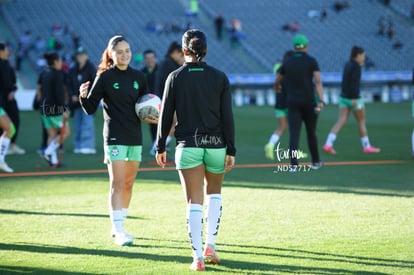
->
xmin=156 ymin=29 xmax=236 ymax=271
xmin=79 ymin=36 xmax=147 ymax=246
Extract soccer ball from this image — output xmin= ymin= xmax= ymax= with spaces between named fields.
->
xmin=135 ymin=93 xmax=161 ymax=124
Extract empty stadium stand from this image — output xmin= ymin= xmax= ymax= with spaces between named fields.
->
xmin=1 ymin=0 xmax=413 ymax=76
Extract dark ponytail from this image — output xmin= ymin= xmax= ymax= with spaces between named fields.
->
xmin=182 ymin=29 xmax=207 ymax=62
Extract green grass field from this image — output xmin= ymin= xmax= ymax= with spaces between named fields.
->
xmin=0 ymin=102 xmax=413 ymax=274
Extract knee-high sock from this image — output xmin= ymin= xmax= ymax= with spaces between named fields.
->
xmin=0 ymin=136 xmax=11 ymax=162
xmin=205 ymin=194 xmax=222 ymax=249
xmin=44 ymin=138 xmax=60 ymax=155
xmin=187 ymin=204 xmax=203 ymax=260
xmin=110 ymin=210 xmax=124 ymax=233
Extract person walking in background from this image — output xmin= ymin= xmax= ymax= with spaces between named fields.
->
xmin=214 ymin=13 xmax=224 ymax=40
xmin=265 ymin=50 xmax=294 ymax=160
xmin=79 ymin=36 xmax=148 ymax=246
xmin=154 ymin=41 xmax=184 ymax=154
xmin=68 ymin=47 xmax=97 ymax=154
xmin=15 ymin=30 xmax=32 ymax=71
xmin=323 ymin=46 xmax=380 ymax=154
xmin=154 ymin=41 xmax=184 ymax=98
xmin=38 ymin=52 xmax=71 ymax=167
xmin=141 ymin=49 xmax=159 ymax=155
xmin=0 ymin=44 xmax=16 ymax=172
xmin=275 ymin=34 xmax=324 ymax=170
xmin=156 ymin=29 xmax=236 ymax=271
xmin=0 ymin=43 xmax=25 ymax=155
xmin=0 ymin=101 xmax=14 ymax=173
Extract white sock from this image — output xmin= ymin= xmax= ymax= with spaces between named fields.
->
xmin=187 ymin=204 xmax=203 ymax=260
xmin=50 ymin=151 xmax=58 ymax=165
xmin=205 ymin=194 xmax=222 ymax=249
xmin=122 ymin=208 xmax=128 ymax=220
xmin=361 ymin=136 xmax=371 ymax=148
xmin=0 ymin=136 xmax=11 ymax=162
xmin=110 ymin=210 xmax=124 ymax=233
xmin=325 ymin=133 xmax=336 ymax=147
xmin=412 ymin=130 xmax=414 ymax=153
xmin=44 ymin=138 xmax=60 ymax=155
xmin=268 ymin=134 xmax=279 ymax=145
xmin=166 ymin=136 xmax=172 ymax=146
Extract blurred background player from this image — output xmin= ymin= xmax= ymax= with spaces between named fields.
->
xmin=275 ymin=34 xmax=324 ymax=170
xmin=0 ymin=42 xmax=25 ymax=155
xmin=0 ymin=43 xmax=16 ymax=172
xmin=265 ymin=50 xmax=294 ymax=160
xmin=68 ymin=47 xmax=97 ymax=154
xmin=156 ymin=29 xmax=236 ymax=271
xmin=153 ymin=41 xmax=184 ymax=155
xmin=141 ymin=49 xmax=159 ymax=155
xmin=38 ymin=52 xmax=71 ymax=167
xmin=323 ymin=46 xmax=380 ymax=154
xmin=79 ymin=35 xmax=148 ymax=246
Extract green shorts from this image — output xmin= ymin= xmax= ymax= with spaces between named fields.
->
xmin=275 ymin=108 xmax=288 ymax=118
xmin=104 ymin=145 xmax=142 ymax=164
xmin=41 ymin=115 xmax=64 ymax=129
xmin=339 ymin=97 xmax=364 ymax=110
xmin=0 ymin=107 xmax=6 ymax=117
xmin=175 ymin=147 xmax=226 ymax=174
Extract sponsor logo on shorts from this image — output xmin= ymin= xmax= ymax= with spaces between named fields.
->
xmin=111 ymin=146 xmax=119 ymax=157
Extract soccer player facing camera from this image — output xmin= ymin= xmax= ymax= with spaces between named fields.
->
xmin=156 ymin=29 xmax=236 ymax=271
xmin=79 ymin=36 xmax=147 ymax=246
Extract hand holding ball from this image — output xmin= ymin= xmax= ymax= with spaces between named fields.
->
xmin=135 ymin=93 xmax=161 ymax=124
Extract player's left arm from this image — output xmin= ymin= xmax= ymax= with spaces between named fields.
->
xmin=220 ymin=74 xmax=236 ymax=158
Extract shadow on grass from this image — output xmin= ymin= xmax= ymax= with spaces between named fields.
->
xmin=0 ymin=209 xmax=142 ymax=220
xmin=220 ymin=243 xmax=414 ymax=270
xmin=225 ymin=181 xmax=414 ymax=198
xmin=0 ymin=242 xmax=394 ymax=274
xmin=225 ymin=163 xmax=414 ymax=198
xmin=0 ymin=265 xmax=93 ymax=274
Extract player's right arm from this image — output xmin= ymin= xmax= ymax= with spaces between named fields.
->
xmin=79 ymin=75 xmax=103 ymax=115
xmin=274 ymin=74 xmax=283 ymax=93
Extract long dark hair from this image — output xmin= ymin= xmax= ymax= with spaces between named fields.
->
xmin=182 ymin=29 xmax=207 ymax=62
xmin=97 ymin=35 xmax=128 ymax=75
xmin=350 ymin=46 xmax=364 ymax=61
